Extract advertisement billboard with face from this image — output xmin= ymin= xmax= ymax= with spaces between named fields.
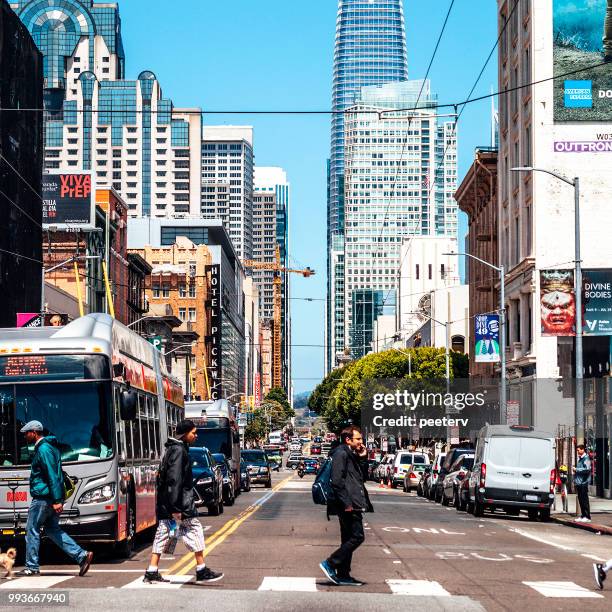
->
xmin=553 ymin=0 xmax=612 ymax=121
xmin=540 ymin=269 xmax=612 ymax=336
xmin=42 ymin=173 xmax=93 ymax=228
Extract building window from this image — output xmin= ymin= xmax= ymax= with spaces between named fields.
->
xmin=152 ymin=284 xmax=160 ymax=298
xmin=179 ymin=283 xmax=187 ymax=297
xmin=162 ymin=284 xmax=170 ymax=298
xmin=415 ymin=264 xmax=419 ymax=280
xmin=188 ymin=308 xmax=196 ymax=322
xmin=179 ymin=307 xmax=186 ymax=321
xmin=428 ymin=264 xmax=432 ymax=280
xmin=188 ymin=283 xmax=196 ymax=298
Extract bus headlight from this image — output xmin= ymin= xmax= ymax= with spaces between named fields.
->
xmin=78 ymin=483 xmax=116 ymax=504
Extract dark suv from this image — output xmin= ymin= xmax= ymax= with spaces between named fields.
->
xmin=241 ymin=449 xmax=272 ymax=488
xmin=434 ymin=446 xmax=475 ymax=503
xmin=189 ymin=447 xmax=224 ymax=516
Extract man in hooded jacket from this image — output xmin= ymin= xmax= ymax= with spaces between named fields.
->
xmin=16 ymin=420 xmax=93 ymax=577
xmin=143 ymin=419 xmax=223 ymax=584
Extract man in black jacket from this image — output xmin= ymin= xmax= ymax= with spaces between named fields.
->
xmin=143 ymin=419 xmax=223 ymax=584
xmin=320 ymin=425 xmax=372 ymax=586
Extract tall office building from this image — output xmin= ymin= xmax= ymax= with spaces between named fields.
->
xmin=12 ymin=1 xmax=202 ymax=217
xmin=201 ymin=126 xmax=254 ymax=260
xmin=1 ymin=0 xmax=43 ymax=326
xmin=253 ymin=167 xmax=291 ymax=390
xmin=327 ymin=0 xmax=408 ymax=371
xmin=343 ymin=80 xmax=457 ymax=359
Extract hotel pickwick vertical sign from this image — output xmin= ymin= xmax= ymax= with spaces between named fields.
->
xmin=206 ymin=265 xmax=222 ymax=400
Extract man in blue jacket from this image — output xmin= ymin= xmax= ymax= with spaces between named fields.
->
xmin=16 ymin=421 xmax=93 ymax=577
xmin=573 ymin=444 xmax=592 ymax=523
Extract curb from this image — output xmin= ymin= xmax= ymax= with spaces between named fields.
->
xmin=551 ymin=514 xmax=612 ymax=535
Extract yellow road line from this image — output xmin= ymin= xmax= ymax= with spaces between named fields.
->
xmin=175 ymin=475 xmax=294 ymax=575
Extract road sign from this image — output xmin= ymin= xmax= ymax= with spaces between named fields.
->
xmin=147 ymin=336 xmax=163 ymax=351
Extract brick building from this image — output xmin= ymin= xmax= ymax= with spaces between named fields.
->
xmin=135 ymin=237 xmax=212 ymax=400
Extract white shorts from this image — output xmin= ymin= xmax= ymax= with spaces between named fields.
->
xmin=152 ymin=518 xmax=205 ymax=554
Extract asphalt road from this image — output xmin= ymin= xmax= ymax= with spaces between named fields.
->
xmin=2 ymin=471 xmax=612 ymax=611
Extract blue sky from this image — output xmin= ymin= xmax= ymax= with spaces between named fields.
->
xmin=120 ymin=0 xmax=498 ymax=396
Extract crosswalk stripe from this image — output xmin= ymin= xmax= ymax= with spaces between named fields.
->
xmin=258 ymin=577 xmax=318 ymax=592
xmin=522 ymin=581 xmax=604 ymax=598
xmin=386 ymin=579 xmax=451 ymax=596
xmin=0 ymin=575 xmax=73 ymax=589
xmin=122 ymin=575 xmax=193 ymax=589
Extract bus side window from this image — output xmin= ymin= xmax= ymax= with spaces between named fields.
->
xmin=124 ymin=417 xmax=134 ymax=461
xmin=113 ymin=385 xmax=124 ymax=460
xmin=149 ymin=396 xmax=158 ymax=459
xmin=142 ymin=396 xmax=152 ymax=459
xmin=133 ymin=395 xmax=144 ymax=461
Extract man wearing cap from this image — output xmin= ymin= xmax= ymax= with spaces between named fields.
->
xmin=16 ymin=421 xmax=93 ymax=577
xmin=143 ymin=419 xmax=223 ymax=584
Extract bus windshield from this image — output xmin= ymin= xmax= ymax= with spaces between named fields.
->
xmin=0 ymin=382 xmax=113 ymax=466
xmin=195 ymin=427 xmax=231 ymax=456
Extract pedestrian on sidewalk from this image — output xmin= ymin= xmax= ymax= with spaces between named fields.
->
xmin=16 ymin=421 xmax=93 ymax=577
xmin=594 ymin=558 xmax=612 ymax=589
xmin=143 ymin=419 xmax=223 ymax=585
xmin=319 ymin=425 xmax=373 ymax=587
xmin=573 ymin=444 xmax=591 ymax=523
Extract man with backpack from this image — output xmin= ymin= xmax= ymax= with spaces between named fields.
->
xmin=319 ymin=425 xmax=372 ymax=586
xmin=16 ymin=420 xmax=93 ymax=577
xmin=143 ymin=419 xmax=223 ymax=584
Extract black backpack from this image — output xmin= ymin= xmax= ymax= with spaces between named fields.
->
xmin=312 ymin=457 xmax=335 ymax=505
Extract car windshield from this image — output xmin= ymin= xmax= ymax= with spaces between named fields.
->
xmin=462 ymin=457 xmax=475 ymax=470
xmin=189 ymin=449 xmax=210 ymax=468
xmin=0 ymin=382 xmax=113 ymax=466
xmin=242 ymin=451 xmax=267 ymax=465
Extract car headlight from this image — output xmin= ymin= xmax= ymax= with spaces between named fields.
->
xmin=240 ymin=472 xmax=247 ymax=478
xmin=78 ymin=483 xmax=115 ymax=505
xmin=197 ymin=477 xmax=213 ymax=485
xmin=259 ymin=467 xmax=268 ymax=473
xmin=223 ymin=477 xmax=230 ymax=483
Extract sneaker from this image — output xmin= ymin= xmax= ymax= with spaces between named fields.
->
xmin=319 ymin=560 xmax=339 ymax=585
xmin=582 ymin=518 xmax=592 ymax=523
xmin=575 ymin=517 xmax=585 ymax=522
xmin=593 ymin=563 xmax=606 ymax=590
xmin=143 ymin=570 xmax=169 ymax=584
xmin=79 ymin=551 xmax=94 ymax=576
xmin=15 ymin=568 xmax=40 ymax=577
xmin=195 ymin=567 xmax=224 ymax=583
xmin=337 ymin=576 xmax=364 ymax=586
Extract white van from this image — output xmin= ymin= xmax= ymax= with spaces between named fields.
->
xmin=391 ymin=451 xmax=430 ymax=488
xmin=468 ymin=425 xmax=556 ymax=520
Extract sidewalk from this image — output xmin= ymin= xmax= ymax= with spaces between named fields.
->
xmin=551 ymin=493 xmax=612 ymax=535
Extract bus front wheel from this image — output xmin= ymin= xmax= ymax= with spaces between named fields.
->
xmin=115 ymin=494 xmax=135 ymax=558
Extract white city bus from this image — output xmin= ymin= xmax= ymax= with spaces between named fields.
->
xmin=0 ymin=313 xmax=184 ymax=557
xmin=185 ymin=399 xmax=241 ymax=492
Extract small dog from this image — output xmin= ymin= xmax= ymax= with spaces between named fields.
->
xmin=0 ymin=547 xmax=17 ymax=579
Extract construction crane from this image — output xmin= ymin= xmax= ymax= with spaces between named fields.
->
xmin=243 ymin=245 xmax=315 ymax=389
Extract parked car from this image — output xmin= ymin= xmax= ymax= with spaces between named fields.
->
xmin=313 ymin=436 xmax=323 ymax=443
xmin=286 ymin=453 xmax=305 ymax=470
xmin=441 ymin=453 xmax=475 ymax=507
xmin=189 ymin=447 xmax=224 ymax=516
xmin=417 ymin=466 xmax=432 ymax=497
xmin=403 ymin=463 xmax=429 ymax=492
xmin=427 ymin=453 xmax=446 ymax=500
xmin=289 ymin=442 xmax=302 ymax=452
xmin=391 ymin=451 xmax=430 ymax=488
xmin=239 ymin=457 xmax=251 ymax=492
xmin=241 ymin=449 xmax=273 ymax=488
xmin=212 ymin=453 xmax=236 ymax=506
xmin=457 ymin=468 xmax=473 ymax=511
xmin=434 ymin=447 xmax=474 ymax=502
xmin=310 ymin=444 xmax=322 ymax=455
xmin=467 ymin=425 xmax=556 ymax=520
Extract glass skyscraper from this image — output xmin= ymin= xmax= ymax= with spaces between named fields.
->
xmin=327 ymin=0 xmax=408 ymax=372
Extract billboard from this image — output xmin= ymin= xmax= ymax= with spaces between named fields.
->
xmin=583 ymin=269 xmax=612 ymax=334
xmin=42 ymin=173 xmax=93 ymax=228
xmin=17 ymin=313 xmax=68 ymax=327
xmin=553 ymin=0 xmax=612 ymax=121
xmin=540 ymin=269 xmax=612 ymax=336
xmin=474 ymin=314 xmax=500 ymax=363
xmin=540 ymin=270 xmax=576 ymax=336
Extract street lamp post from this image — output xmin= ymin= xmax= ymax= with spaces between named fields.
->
xmin=512 ymin=166 xmax=583 ymax=444
xmin=445 ymin=252 xmax=506 ymax=420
